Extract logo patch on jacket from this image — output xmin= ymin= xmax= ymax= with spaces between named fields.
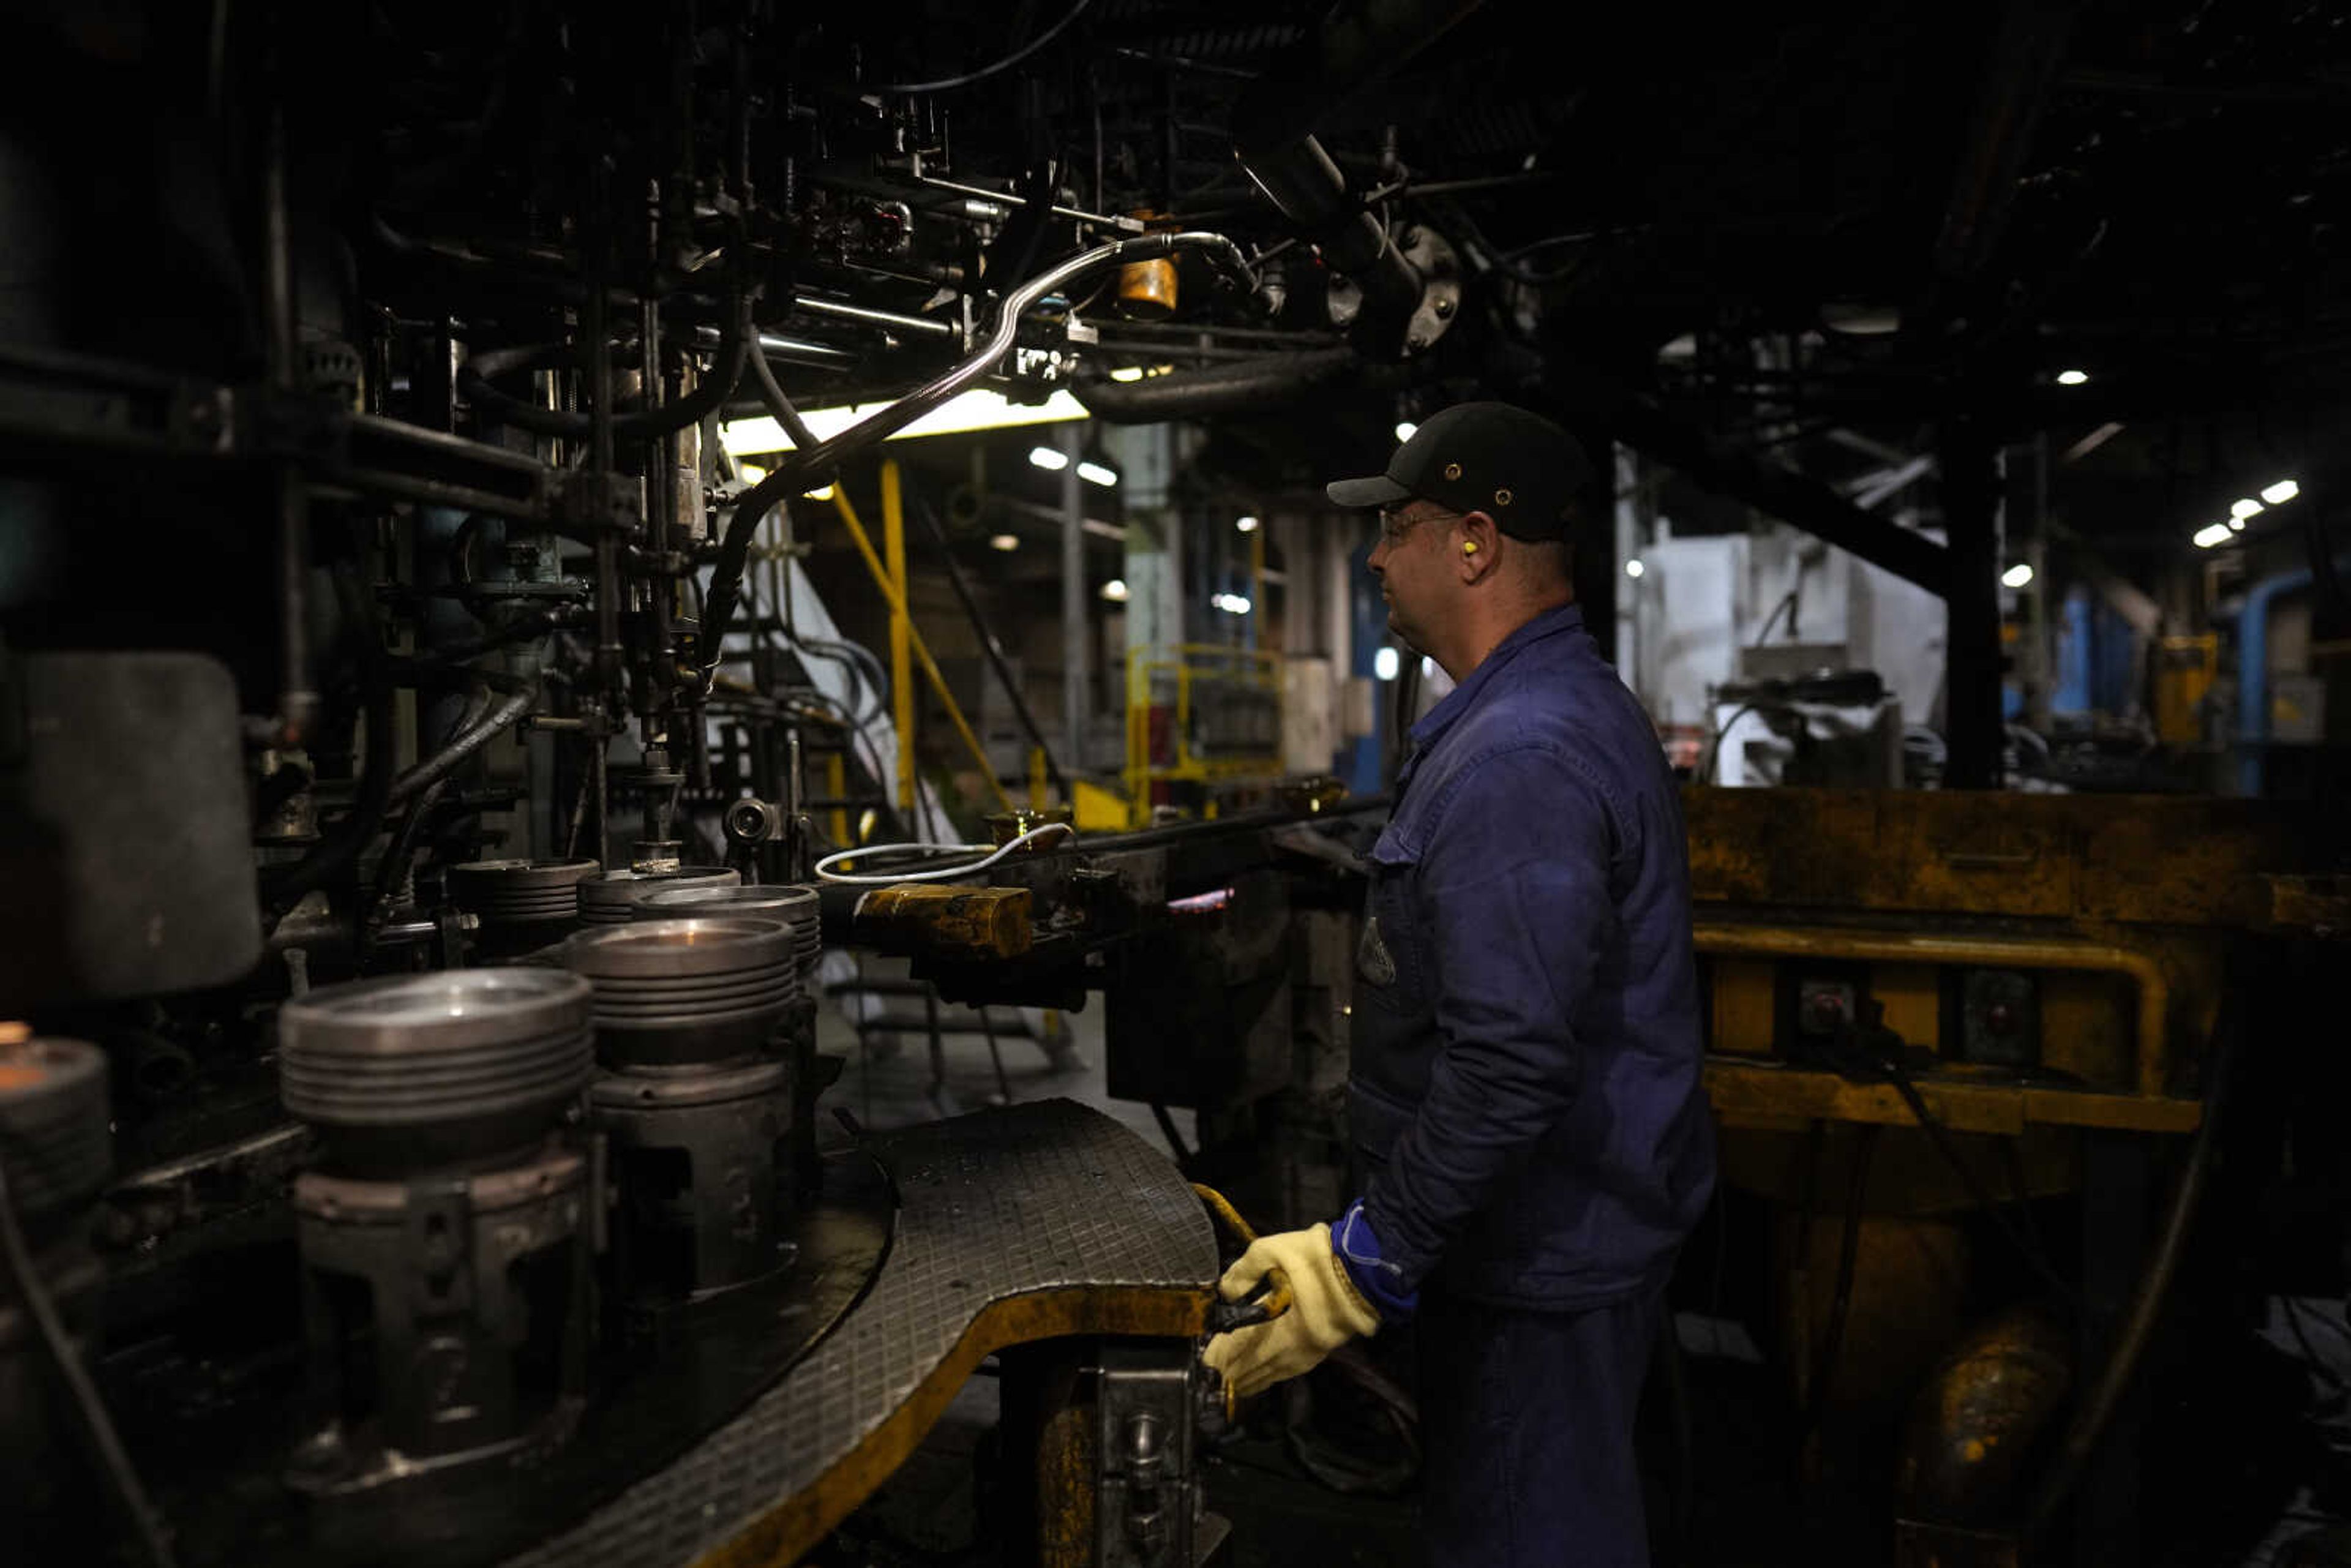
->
xmin=1358 ymin=915 xmax=1396 ymax=987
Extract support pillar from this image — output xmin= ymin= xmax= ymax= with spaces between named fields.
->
xmin=1940 ymin=421 xmax=2004 ymax=788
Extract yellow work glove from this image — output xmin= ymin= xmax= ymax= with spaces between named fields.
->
xmin=1201 ymin=1222 xmax=1382 ymax=1403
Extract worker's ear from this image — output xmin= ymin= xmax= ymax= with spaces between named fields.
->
xmin=1455 ymin=511 xmax=1500 ymax=582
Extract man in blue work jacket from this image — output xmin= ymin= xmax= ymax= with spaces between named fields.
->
xmin=1203 ymin=402 xmax=1715 ymax=1567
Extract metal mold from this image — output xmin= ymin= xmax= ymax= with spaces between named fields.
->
xmin=563 ymin=918 xmax=796 ymax=1068
xmin=576 ymin=868 xmax=741 ymax=926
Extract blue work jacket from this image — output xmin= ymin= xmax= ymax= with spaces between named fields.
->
xmin=1351 ymin=602 xmax=1715 ymax=1311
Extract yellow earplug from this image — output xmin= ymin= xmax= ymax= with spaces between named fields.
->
xmin=1463 ymin=541 xmax=1479 ymax=555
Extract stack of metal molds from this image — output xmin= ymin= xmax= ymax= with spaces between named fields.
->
xmin=276 ymin=970 xmax=596 ymax=1497
xmin=574 ymin=866 xmax=740 ymax=927
xmin=0 ymin=1036 xmax=111 ymax=1526
xmin=563 ymin=917 xmax=797 ymax=1302
xmin=636 ymin=882 xmax=827 ymax=1192
xmin=637 ymin=881 xmax=822 ymax=985
xmin=446 ymin=857 xmax=599 ymax=958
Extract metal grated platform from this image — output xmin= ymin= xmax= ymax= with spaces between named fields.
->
xmin=500 ymin=1096 xmax=1217 ymax=1568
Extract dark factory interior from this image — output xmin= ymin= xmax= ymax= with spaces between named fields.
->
xmin=6 ymin=2 xmax=2351 ymax=1564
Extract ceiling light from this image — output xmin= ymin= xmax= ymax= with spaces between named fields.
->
xmin=1076 ymin=460 xmax=1118 ymax=487
xmin=1373 ymin=646 xmax=1401 ymax=681
xmin=2231 ymin=497 xmax=2263 ymax=520
xmin=1028 ymin=445 xmax=1071 ymax=472
xmin=2230 ymin=517 xmax=2246 ymax=533
xmin=1624 ymin=558 xmax=1646 ymax=579
xmin=2001 ymin=563 xmax=2034 ymax=589
xmin=989 ymin=533 xmax=1019 ymax=551
xmin=2262 ymin=479 xmax=2301 ymax=505
xmin=1236 ymin=515 xmax=1260 ymax=533
xmin=2193 ymin=523 xmax=2233 ymax=549
xmin=717 ymin=388 xmax=1089 ymax=457
xmin=806 ymin=483 xmax=836 ymax=501
xmin=1100 ymin=579 xmax=1129 ymax=602
xmin=1210 ymin=592 xmax=1252 ymax=615
xmin=2056 ymin=369 xmax=2089 ymax=386
xmin=1395 ymin=421 xmax=1419 ymax=443
xmin=1108 ymin=367 xmax=1146 ymax=383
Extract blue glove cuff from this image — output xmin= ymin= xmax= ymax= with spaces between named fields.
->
xmin=1332 ymin=1199 xmax=1419 ymax=1322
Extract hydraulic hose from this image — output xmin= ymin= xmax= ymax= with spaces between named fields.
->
xmin=2022 ymin=993 xmax=2239 ymax=1540
xmin=386 ymin=667 xmax=538 ymax=806
xmin=1071 ymin=347 xmax=1362 ymax=422
xmin=700 ymin=230 xmax=1251 ymax=686
xmin=264 ymin=564 xmax=396 ymax=910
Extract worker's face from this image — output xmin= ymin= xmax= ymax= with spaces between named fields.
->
xmin=1368 ymin=499 xmax=1461 ymax=654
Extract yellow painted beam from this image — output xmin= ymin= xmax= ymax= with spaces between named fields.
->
xmin=830 ymin=485 xmax=1017 ymax=815
xmin=881 ymin=462 xmax=918 ymax=822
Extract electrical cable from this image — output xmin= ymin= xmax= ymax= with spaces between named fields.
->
xmin=870 ymin=0 xmax=1095 ymax=94
xmin=1700 ymin=702 xmax=1759 ymax=784
xmin=814 ymin=822 xmax=1075 ymax=883
xmin=746 ymin=336 xmax=819 ymax=451
xmin=0 ymin=1160 xmax=178 ymax=1567
xmin=1799 ymin=1123 xmax=1880 ymax=1444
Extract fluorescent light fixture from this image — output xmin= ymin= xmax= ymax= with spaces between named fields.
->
xmin=2001 ymin=563 xmax=2034 ymax=589
xmin=1395 ymin=421 xmax=1419 ymax=443
xmin=2193 ymin=522 xmax=2233 ymax=549
xmin=1373 ymin=646 xmax=1401 ymax=681
xmin=1210 ymin=592 xmax=1252 ymax=615
xmin=988 ymin=533 xmax=1020 ymax=551
xmin=1624 ymin=558 xmax=1646 ymax=579
xmin=2056 ymin=369 xmax=2089 ymax=386
xmin=2230 ymin=517 xmax=2246 ymax=533
xmin=1100 ymin=579 xmax=1130 ymax=602
xmin=1235 ymin=515 xmax=1260 ymax=533
xmin=1028 ymin=445 xmax=1071 ymax=471
xmin=1421 ymin=656 xmax=1438 ymax=680
xmin=2262 ymin=479 xmax=2301 ymax=505
xmin=717 ymin=388 xmax=1089 ymax=457
xmin=1076 ymin=460 xmax=1118 ymax=487
xmin=1109 ymin=367 xmax=1146 ymax=383
xmin=2231 ymin=497 xmax=2263 ymax=520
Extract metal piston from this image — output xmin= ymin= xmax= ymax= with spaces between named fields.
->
xmin=590 ymin=1058 xmax=794 ymax=1300
xmin=275 ymin=972 xmax=596 ymax=1498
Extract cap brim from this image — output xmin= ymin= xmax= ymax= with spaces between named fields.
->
xmin=1325 ymin=473 xmax=1414 ymax=509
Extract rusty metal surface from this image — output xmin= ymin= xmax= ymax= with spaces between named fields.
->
xmin=499 ymin=1097 xmax=1215 ymax=1568
xmin=1684 ymin=787 xmax=2308 ymax=928
xmin=855 ymin=883 xmax=1037 ymax=958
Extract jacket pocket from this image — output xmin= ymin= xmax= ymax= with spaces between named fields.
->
xmin=1357 ymin=839 xmax=1423 ymax=1015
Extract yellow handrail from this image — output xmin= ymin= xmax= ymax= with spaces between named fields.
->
xmin=829 ymin=482 xmax=1016 ymax=815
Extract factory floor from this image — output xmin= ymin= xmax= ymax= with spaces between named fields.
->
xmin=806 ymin=958 xmax=2351 ymax=1568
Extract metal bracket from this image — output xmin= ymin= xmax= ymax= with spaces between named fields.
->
xmin=1095 ymin=1343 xmax=1207 ymax=1568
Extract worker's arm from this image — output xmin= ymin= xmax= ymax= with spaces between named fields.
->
xmin=1357 ymin=743 xmax=1617 ymax=1297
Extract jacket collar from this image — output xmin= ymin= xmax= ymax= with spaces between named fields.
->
xmin=1407 ymin=602 xmax=1586 ymax=753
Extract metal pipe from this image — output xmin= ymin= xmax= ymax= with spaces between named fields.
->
xmin=790 ymin=295 xmax=958 ymax=340
xmin=905 ymin=491 xmax=1070 ymax=796
xmin=830 ymin=487 xmax=1017 ymax=814
xmin=882 ymin=460 xmax=920 ymax=823
xmin=907 ymin=171 xmax=1146 ymax=233
xmin=702 ymin=231 xmax=1250 ymax=684
xmin=1072 ymin=348 xmax=1363 ymax=422
xmin=1232 ymin=138 xmax=1423 ymax=347
xmin=1059 ymin=424 xmax=1086 ymax=783
xmin=1689 ymin=924 xmax=2173 ymax=1098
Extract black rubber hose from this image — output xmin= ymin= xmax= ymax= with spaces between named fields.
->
xmin=0 ymin=1160 xmax=178 ymax=1567
xmin=386 ymin=678 xmax=536 ymax=807
xmin=1800 ymin=1123 xmax=1880 ymax=1444
xmin=748 ymin=332 xmax=819 ymax=451
xmin=1070 ymin=348 xmax=1361 ymax=423
xmin=458 ymin=293 xmax=752 ymax=440
xmin=2023 ymin=993 xmax=2239 ymax=1539
xmin=358 ymin=774 xmax=451 ymax=962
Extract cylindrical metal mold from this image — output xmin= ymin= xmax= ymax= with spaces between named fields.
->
xmin=576 ymin=866 xmax=740 ymax=926
xmin=637 ymin=881 xmax=821 ymax=978
xmin=591 ymin=1058 xmax=793 ymax=1300
xmin=561 ymin=917 xmax=795 ymax=1068
xmin=0 ymin=1037 xmax=112 ymax=1219
xmin=277 ymin=969 xmax=593 ymax=1173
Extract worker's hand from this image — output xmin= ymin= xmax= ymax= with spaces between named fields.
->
xmin=1201 ymin=1222 xmax=1381 ymax=1403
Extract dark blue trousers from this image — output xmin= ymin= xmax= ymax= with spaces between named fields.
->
xmin=1414 ymin=1287 xmax=1660 ymax=1567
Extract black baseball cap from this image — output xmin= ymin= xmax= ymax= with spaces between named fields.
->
xmin=1326 ymin=401 xmax=1594 ymax=541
